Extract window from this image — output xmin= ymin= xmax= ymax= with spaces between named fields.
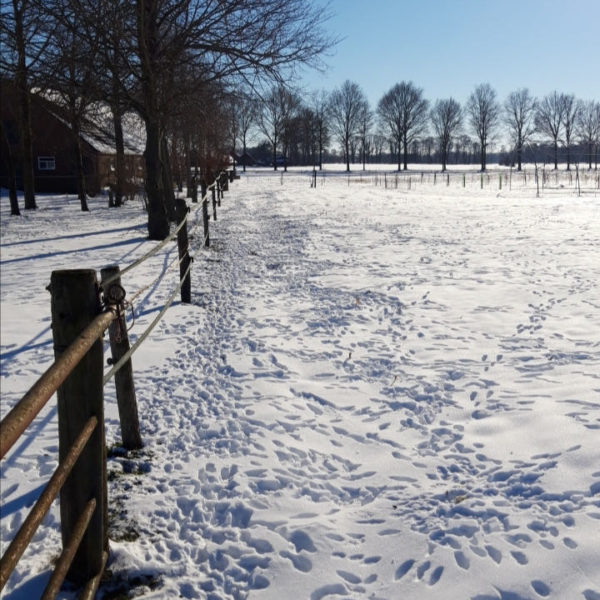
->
xmin=38 ymin=156 xmax=56 ymax=171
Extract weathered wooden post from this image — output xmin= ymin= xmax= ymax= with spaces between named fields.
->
xmin=100 ymin=266 xmax=143 ymax=450
xmin=191 ymin=176 xmax=198 ymax=203
xmin=175 ymin=199 xmax=192 ymax=302
xmin=201 ymin=181 xmax=210 ymax=248
xmin=50 ymin=269 xmax=107 ymax=584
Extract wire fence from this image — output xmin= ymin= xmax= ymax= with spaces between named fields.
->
xmin=0 ymin=169 xmax=233 ymax=599
xmin=295 ymin=165 xmax=600 ymax=197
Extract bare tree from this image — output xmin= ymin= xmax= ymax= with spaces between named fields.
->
xmin=466 ymin=83 xmax=499 ymax=172
xmin=577 ymin=100 xmax=600 ymax=170
xmin=311 ymin=89 xmax=330 ymax=170
xmin=237 ymin=92 xmax=259 ymax=172
xmin=562 ymin=94 xmax=581 ymax=171
xmin=134 ymin=0 xmax=333 ymax=238
xmin=40 ymin=1 xmax=104 ymax=211
xmin=377 ymin=81 xmax=429 ymax=171
xmin=1 ymin=120 xmax=21 ymax=215
xmin=535 ymin=91 xmax=565 ymax=170
xmin=328 ymin=80 xmax=368 ymax=172
xmin=0 ymin=0 xmax=53 ymax=209
xmin=504 ymin=88 xmax=536 ymax=171
xmin=259 ymin=85 xmax=298 ymax=170
xmin=358 ymin=100 xmax=372 ymax=170
xmin=98 ymin=0 xmax=132 ymax=207
xmin=430 ymin=98 xmax=461 ymax=172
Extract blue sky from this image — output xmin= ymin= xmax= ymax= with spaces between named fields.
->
xmin=300 ymin=0 xmax=600 ymax=108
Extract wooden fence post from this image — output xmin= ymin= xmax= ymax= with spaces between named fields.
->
xmin=212 ymin=187 xmax=217 ymax=221
xmin=191 ymin=176 xmax=198 ymax=203
xmin=100 ymin=266 xmax=143 ymax=450
xmin=201 ymin=181 xmax=210 ymax=248
xmin=175 ymin=199 xmax=192 ymax=302
xmin=50 ymin=269 xmax=107 ymax=585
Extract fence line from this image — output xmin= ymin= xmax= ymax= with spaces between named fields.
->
xmin=0 ymin=169 xmax=235 ymax=598
xmin=100 ymin=176 xmax=221 ymax=290
xmin=305 ymin=166 xmax=600 ymax=196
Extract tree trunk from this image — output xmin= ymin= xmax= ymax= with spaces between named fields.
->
xmin=517 ymin=144 xmax=522 ymax=172
xmin=345 ymin=139 xmax=350 ymax=172
xmin=70 ymin=111 xmax=89 ymax=211
xmin=553 ymin=139 xmax=558 ymax=170
xmin=1 ymin=122 xmax=21 ymax=215
xmin=403 ymin=136 xmax=408 ymax=171
xmin=318 ymin=127 xmax=323 ymax=170
xmin=160 ymin=136 xmax=176 ymax=221
xmin=14 ymin=9 xmax=36 ymax=210
xmin=480 ymin=143 xmax=486 ymax=172
xmin=111 ymin=94 xmax=126 ymax=207
xmin=137 ymin=0 xmax=170 ymax=240
xmin=144 ymin=119 xmax=170 ymax=240
xmin=242 ymin=135 xmax=247 ymax=172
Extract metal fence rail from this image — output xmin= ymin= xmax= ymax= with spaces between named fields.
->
xmin=0 ymin=169 xmax=234 ymax=598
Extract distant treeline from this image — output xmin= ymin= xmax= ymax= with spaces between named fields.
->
xmin=247 ymin=140 xmax=598 ymax=169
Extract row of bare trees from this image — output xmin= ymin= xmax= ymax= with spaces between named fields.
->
xmin=244 ymin=80 xmax=599 ymax=173
xmin=1 ymin=0 xmax=332 ymax=234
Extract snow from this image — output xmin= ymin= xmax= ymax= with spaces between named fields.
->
xmin=1 ymin=167 xmax=600 ymax=600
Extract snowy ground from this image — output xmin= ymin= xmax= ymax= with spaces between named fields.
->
xmin=1 ymin=167 xmax=600 ymax=600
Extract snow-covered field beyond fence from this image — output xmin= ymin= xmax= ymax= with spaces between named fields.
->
xmin=1 ymin=168 xmax=600 ymax=600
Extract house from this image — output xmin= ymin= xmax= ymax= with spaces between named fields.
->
xmin=232 ymin=151 xmax=255 ymax=168
xmin=1 ymin=80 xmax=145 ymax=196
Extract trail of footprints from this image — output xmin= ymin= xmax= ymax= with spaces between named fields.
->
xmin=104 ymin=197 xmax=598 ymax=599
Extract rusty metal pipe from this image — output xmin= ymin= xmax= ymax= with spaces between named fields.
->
xmin=0 ymin=416 xmax=98 ymax=591
xmin=40 ymin=497 xmax=97 ymax=600
xmin=0 ymin=310 xmax=114 ymax=459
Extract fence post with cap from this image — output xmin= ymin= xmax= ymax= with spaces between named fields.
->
xmin=100 ymin=266 xmax=142 ymax=450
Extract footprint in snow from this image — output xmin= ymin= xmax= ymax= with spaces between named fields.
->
xmin=336 ymin=570 xmax=361 ymax=584
xmin=429 ymin=565 xmax=444 ymax=585
xmin=310 ymin=583 xmax=347 ymax=600
xmin=416 ymin=560 xmax=431 ymax=580
xmin=289 ymin=529 xmax=317 ymax=553
xmin=280 ymin=550 xmax=312 ymax=572
xmin=510 ymin=550 xmax=528 ymax=565
xmin=531 ymin=580 xmax=551 ymax=597
xmin=454 ymin=550 xmax=470 ymax=570
xmin=485 ymin=545 xmax=502 ymax=564
xmin=394 ymin=559 xmax=415 ymax=580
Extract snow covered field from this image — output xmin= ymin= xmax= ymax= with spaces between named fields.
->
xmin=1 ymin=168 xmax=600 ymax=600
